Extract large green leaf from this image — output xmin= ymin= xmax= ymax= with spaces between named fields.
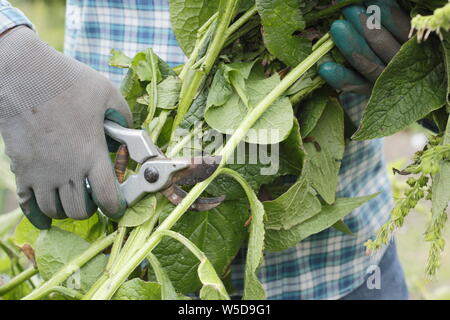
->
xmin=353 ymin=37 xmax=447 ymax=140
xmin=161 ymin=230 xmax=230 ymax=300
xmin=152 ymin=201 xmax=248 ymax=294
xmin=265 ymin=194 xmax=379 ymax=252
xmin=112 ymin=279 xmax=161 ymax=300
xmin=109 ymin=49 xmax=132 ymax=68
xmin=264 ymin=177 xmax=322 ymax=230
xmin=207 ymin=120 xmax=304 ymax=201
xmin=256 ymin=0 xmax=311 ymax=67
xmin=205 ymin=70 xmax=294 ymax=144
xmin=303 ymin=97 xmax=345 ymax=204
xmin=13 ymin=214 xmax=103 ymax=247
xmin=147 ymin=253 xmax=181 ymax=300
xmin=119 ymin=195 xmax=157 ymax=228
xmin=298 ymin=88 xmax=329 ymax=137
xmin=278 ymin=118 xmax=306 ymax=175
xmin=35 ymin=228 xmax=107 ymax=293
xmin=169 ymin=0 xmax=219 ymax=56
xmin=440 ymin=31 xmax=450 ymax=111
xmin=207 ymin=61 xmax=256 ymax=109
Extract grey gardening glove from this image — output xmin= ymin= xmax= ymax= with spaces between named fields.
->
xmin=0 ymin=26 xmax=132 ymax=229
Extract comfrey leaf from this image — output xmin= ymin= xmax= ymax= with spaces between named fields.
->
xmin=119 ymin=195 xmax=157 ymax=228
xmin=13 ymin=214 xmax=103 ymax=246
xmin=138 ymin=76 xmax=182 ymax=110
xmin=112 ymin=279 xmax=161 ymax=300
xmin=152 ymin=201 xmax=247 ymax=294
xmin=264 ymin=177 xmax=322 ymax=231
xmin=256 ymin=0 xmax=311 ymax=67
xmin=109 ymin=49 xmax=132 ymax=68
xmin=207 ymin=61 xmax=257 ymax=109
xmin=147 ymin=253 xmax=180 ymax=300
xmin=265 ymin=194 xmax=379 ymax=252
xmin=131 ymin=50 xmax=161 ymax=82
xmin=298 ymin=88 xmax=329 ymax=137
xmin=35 ymin=228 xmax=108 ymax=293
xmin=205 ymin=67 xmax=294 ymax=144
xmin=303 ymin=97 xmax=345 ymax=205
xmin=440 ymin=31 xmax=450 ymax=110
xmin=169 ymin=0 xmax=220 ymax=56
xmin=354 ymin=36 xmax=446 ymax=140
xmin=157 ymin=76 xmax=182 ymax=109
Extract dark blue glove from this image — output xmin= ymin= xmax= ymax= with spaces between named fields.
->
xmin=319 ymin=0 xmax=410 ymax=95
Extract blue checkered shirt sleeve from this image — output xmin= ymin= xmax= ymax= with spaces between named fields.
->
xmin=0 ymin=1 xmax=33 ymax=34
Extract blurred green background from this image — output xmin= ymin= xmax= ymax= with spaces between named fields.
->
xmin=1 ymin=0 xmax=449 ymax=300
xmin=11 ymin=0 xmax=65 ymax=51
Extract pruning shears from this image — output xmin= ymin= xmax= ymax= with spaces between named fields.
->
xmin=104 ymin=120 xmax=225 ymax=211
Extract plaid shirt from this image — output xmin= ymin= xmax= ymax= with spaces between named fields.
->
xmin=1 ymin=0 xmax=393 ymax=300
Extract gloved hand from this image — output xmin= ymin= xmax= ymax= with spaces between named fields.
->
xmin=319 ymin=0 xmax=410 ymax=97
xmin=0 ymin=26 xmax=132 ymax=229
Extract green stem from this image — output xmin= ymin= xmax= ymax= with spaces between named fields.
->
xmin=151 ymin=111 xmax=170 ymax=142
xmin=312 ymin=33 xmax=331 ymax=51
xmin=224 ymin=18 xmax=260 ymax=48
xmin=106 ymin=226 xmax=126 ymax=271
xmin=172 ymin=0 xmax=240 ymax=132
xmin=0 ymin=266 xmax=38 ymax=296
xmin=289 ymin=76 xmax=326 ymax=106
xmin=82 ymin=273 xmax=109 ymax=300
xmin=111 ymin=211 xmax=159 ymax=274
xmin=304 ymin=0 xmax=365 ymax=26
xmin=47 ymin=286 xmax=84 ymax=300
xmin=89 ymin=37 xmax=334 ymax=300
xmin=22 ymin=232 xmax=116 ymax=300
xmin=143 ymin=50 xmax=159 ymax=129
xmin=224 ymin=5 xmax=258 ymax=39
xmin=167 ymin=130 xmax=195 ymax=158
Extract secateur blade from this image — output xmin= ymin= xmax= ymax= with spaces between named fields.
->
xmin=162 ymin=156 xmax=225 ymax=211
xmin=170 ymin=156 xmax=222 ymax=185
xmin=161 ymin=185 xmax=226 ymax=212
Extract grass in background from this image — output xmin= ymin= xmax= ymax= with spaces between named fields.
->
xmin=11 ymin=0 xmax=65 ymax=51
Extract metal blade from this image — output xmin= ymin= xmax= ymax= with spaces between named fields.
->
xmin=161 ymin=185 xmax=225 ymax=212
xmin=170 ymin=156 xmax=222 ymax=186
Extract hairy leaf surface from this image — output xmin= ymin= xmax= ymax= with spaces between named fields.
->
xmin=119 ymin=195 xmax=157 ymax=228
xmin=112 ymin=279 xmax=161 ymax=300
xmin=153 ymin=201 xmax=248 ymax=294
xmin=169 ymin=0 xmax=219 ymax=56
xmin=13 ymin=214 xmax=103 ymax=246
xmin=298 ymin=88 xmax=329 ymax=137
xmin=264 ymin=177 xmax=321 ymax=230
xmin=354 ymin=37 xmax=446 ymax=140
xmin=205 ymin=70 xmax=294 ymax=144
xmin=265 ymin=194 xmax=378 ymax=252
xmin=256 ymin=0 xmax=311 ymax=67
xmin=303 ymin=98 xmax=345 ymax=204
xmin=35 ymin=228 xmax=107 ymax=293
